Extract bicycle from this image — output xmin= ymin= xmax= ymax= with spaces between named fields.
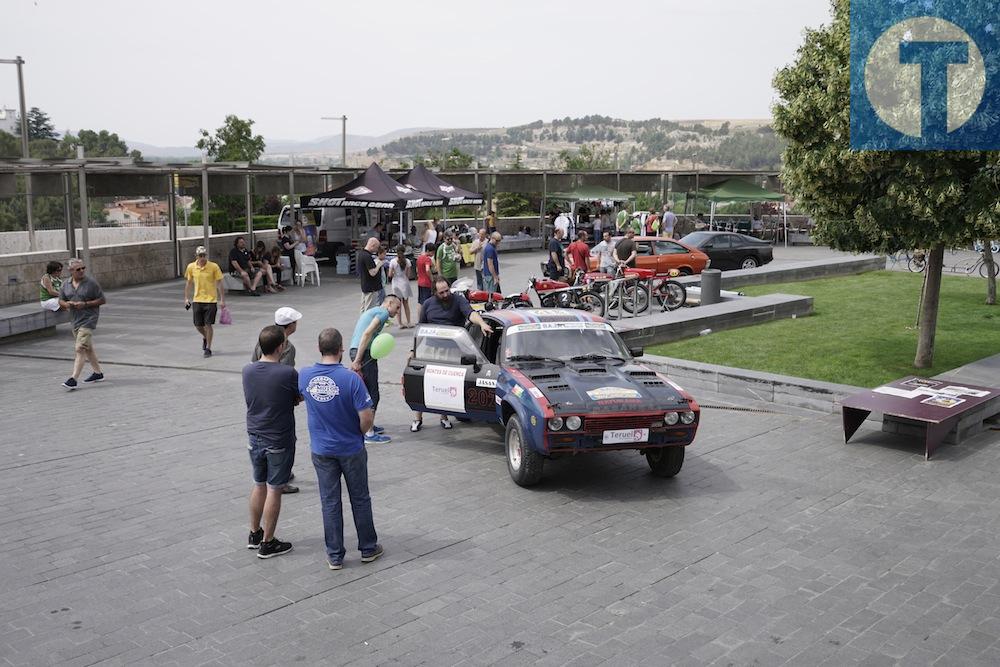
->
xmin=947 ymin=249 xmax=999 ymax=278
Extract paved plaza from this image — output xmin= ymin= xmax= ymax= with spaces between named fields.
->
xmin=3 ymin=246 xmax=1000 ymax=666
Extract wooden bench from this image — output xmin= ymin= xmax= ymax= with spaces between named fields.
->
xmin=842 ymin=376 xmax=999 ymax=459
xmin=0 ymin=302 xmax=71 ymax=343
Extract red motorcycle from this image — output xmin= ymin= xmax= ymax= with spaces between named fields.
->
xmin=451 ymin=278 xmax=531 ymax=311
xmin=526 ymin=276 xmax=606 ymax=315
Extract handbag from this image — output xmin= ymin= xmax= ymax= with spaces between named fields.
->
xmin=219 ymin=305 xmax=233 ymax=325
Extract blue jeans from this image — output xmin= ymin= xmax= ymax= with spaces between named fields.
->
xmin=312 ymin=449 xmax=378 ymax=563
xmin=475 ymin=269 xmax=483 ymax=290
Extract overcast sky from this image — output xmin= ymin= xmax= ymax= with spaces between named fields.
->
xmin=1 ymin=0 xmax=832 ymax=146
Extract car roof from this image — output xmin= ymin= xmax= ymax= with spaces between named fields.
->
xmin=485 ymin=308 xmax=607 ymax=326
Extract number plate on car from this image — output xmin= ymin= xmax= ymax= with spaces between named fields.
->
xmin=602 ymin=428 xmax=649 ymax=444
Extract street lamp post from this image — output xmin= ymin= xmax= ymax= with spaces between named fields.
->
xmin=320 ymin=115 xmax=347 ymax=167
xmin=1 ymin=56 xmax=34 ymax=251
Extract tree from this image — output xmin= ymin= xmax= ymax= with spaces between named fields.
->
xmin=557 ymin=145 xmax=613 ymax=171
xmin=772 ymin=0 xmax=1000 ymax=368
xmin=0 ymin=130 xmax=20 ymax=157
xmin=63 ymin=129 xmax=141 ymax=159
xmin=196 ymin=114 xmax=265 ymax=162
xmin=425 ymin=148 xmax=474 ymax=170
xmin=18 ymin=107 xmax=57 ymax=140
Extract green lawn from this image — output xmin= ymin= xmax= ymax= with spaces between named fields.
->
xmin=648 ymin=271 xmax=999 ymax=387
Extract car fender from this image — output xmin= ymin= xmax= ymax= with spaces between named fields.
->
xmin=496 ymin=369 xmax=552 ymax=454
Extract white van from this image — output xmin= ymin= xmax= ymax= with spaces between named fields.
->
xmin=278 ymin=204 xmax=369 ymax=254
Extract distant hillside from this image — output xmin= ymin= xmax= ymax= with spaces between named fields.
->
xmin=367 ymin=117 xmax=784 ymax=171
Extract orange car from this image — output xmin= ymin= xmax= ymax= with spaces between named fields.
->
xmin=590 ymin=236 xmax=710 ymax=275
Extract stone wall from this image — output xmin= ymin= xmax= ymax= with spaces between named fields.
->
xmin=0 ymin=230 xmax=279 ymax=306
xmin=0 ymin=226 xmax=209 ymax=255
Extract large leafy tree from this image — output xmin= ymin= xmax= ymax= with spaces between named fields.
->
xmin=63 ymin=129 xmax=142 ymax=160
xmin=196 ymin=114 xmax=265 ymax=162
xmin=772 ymin=0 xmax=1000 ymax=368
xmin=17 ymin=106 xmax=57 ymax=140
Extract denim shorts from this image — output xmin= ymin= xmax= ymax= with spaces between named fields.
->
xmin=248 ymin=433 xmax=294 ymax=488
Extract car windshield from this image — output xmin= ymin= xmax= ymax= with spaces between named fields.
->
xmin=679 ymin=232 xmax=714 ymax=246
xmin=503 ymin=322 xmax=630 ymax=363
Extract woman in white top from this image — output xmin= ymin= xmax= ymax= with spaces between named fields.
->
xmin=423 ymin=220 xmax=438 ymax=248
xmin=388 ymin=244 xmax=414 ymax=328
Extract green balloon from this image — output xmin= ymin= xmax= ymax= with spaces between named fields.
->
xmin=370 ymin=332 xmax=396 ymax=360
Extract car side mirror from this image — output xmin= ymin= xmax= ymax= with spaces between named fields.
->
xmin=629 ymin=347 xmax=644 ymax=358
xmin=460 ymin=354 xmax=481 ymax=371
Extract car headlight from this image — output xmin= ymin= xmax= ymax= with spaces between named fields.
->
xmin=680 ymin=411 xmax=696 ymax=425
xmin=547 ymin=417 xmax=564 ymax=431
xmin=565 ymin=416 xmax=582 ymax=431
xmin=664 ymin=411 xmax=680 ymax=425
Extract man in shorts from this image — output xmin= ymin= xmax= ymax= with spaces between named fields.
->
xmin=350 ymin=295 xmax=401 ymax=445
xmin=229 ymin=236 xmax=263 ymax=296
xmin=243 ymin=325 xmax=300 ymax=559
xmin=58 ymin=258 xmax=107 ymax=389
xmin=184 ymin=245 xmax=226 ymax=358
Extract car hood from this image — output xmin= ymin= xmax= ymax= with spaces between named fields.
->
xmin=518 ymin=362 xmax=691 ymax=414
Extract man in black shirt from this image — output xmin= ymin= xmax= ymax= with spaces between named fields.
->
xmin=242 ymin=325 xmax=300 ymax=558
xmin=615 ymin=229 xmax=638 ymax=268
xmin=229 ymin=236 xmax=263 ymax=296
xmin=357 ymin=237 xmax=385 ymax=313
xmin=546 ymin=228 xmax=565 ymax=280
xmin=411 ymin=278 xmax=492 ymax=432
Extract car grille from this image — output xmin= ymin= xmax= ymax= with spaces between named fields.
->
xmin=582 ymin=414 xmax=659 ymax=433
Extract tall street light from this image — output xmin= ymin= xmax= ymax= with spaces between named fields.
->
xmin=1 ymin=56 xmax=34 ymax=251
xmin=320 ymin=115 xmax=347 ymax=167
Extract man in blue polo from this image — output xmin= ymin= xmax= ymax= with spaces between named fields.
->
xmin=300 ymin=327 xmax=383 ymax=570
xmin=482 ymin=232 xmax=501 ymax=294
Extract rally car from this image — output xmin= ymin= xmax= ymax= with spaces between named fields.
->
xmin=402 ymin=309 xmax=700 ymax=487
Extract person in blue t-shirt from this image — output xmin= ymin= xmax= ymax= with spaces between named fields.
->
xmin=300 ymin=327 xmax=384 ymax=570
xmin=482 ymin=232 xmax=501 ymax=294
xmin=349 ymin=296 xmax=401 ymax=445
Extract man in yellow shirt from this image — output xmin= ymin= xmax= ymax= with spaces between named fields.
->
xmin=184 ymin=245 xmax=226 ymax=358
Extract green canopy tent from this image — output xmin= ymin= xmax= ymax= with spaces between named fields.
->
xmin=546 ymin=185 xmax=635 ymax=236
xmin=695 ymin=178 xmax=788 ymax=245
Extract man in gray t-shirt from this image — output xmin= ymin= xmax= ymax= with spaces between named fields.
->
xmin=58 ymin=258 xmax=107 ymax=390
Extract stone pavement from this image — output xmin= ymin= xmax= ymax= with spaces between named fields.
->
xmin=3 ymin=249 xmax=1000 ymax=666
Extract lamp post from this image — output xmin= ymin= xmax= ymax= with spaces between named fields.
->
xmin=320 ymin=115 xmax=347 ymax=167
xmin=1 ymin=56 xmax=34 ymax=251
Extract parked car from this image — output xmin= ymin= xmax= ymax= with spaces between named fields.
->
xmin=589 ymin=236 xmax=710 ymax=275
xmin=402 ymin=309 xmax=700 ymax=486
xmin=678 ymin=231 xmax=774 ymax=270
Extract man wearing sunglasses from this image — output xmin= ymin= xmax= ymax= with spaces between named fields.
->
xmin=58 ymin=258 xmax=107 ymax=390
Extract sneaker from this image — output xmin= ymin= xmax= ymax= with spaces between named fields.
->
xmin=372 ymin=425 xmax=385 ymax=434
xmin=83 ymin=372 xmax=104 ymax=383
xmin=257 ymin=538 xmax=292 ymax=559
xmin=410 ymin=420 xmax=422 ymax=433
xmin=440 ymin=418 xmax=453 ymax=430
xmin=281 ymin=484 xmax=299 ymax=494
xmin=62 ymin=377 xmax=77 ymax=390
xmin=204 ymin=349 xmax=212 ymax=358
xmin=364 ymin=433 xmax=392 ymax=445
xmin=361 ymin=544 xmax=384 ymax=563
xmin=202 ymin=337 xmax=207 ymax=351
xmin=327 ymin=560 xmax=343 ymax=571
xmin=247 ymin=528 xmax=263 ymax=549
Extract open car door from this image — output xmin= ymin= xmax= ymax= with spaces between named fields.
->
xmin=402 ymin=324 xmax=500 ymax=421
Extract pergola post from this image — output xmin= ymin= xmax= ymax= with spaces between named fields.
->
xmin=245 ymin=174 xmax=253 ymax=242
xmin=77 ymin=164 xmax=91 ymax=270
xmin=201 ymin=161 xmax=210 ymax=251
xmin=168 ymin=173 xmax=179 ymax=277
xmin=63 ymin=172 xmax=75 ymax=255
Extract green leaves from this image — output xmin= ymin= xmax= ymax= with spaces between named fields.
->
xmin=195 ymin=115 xmax=265 ymax=163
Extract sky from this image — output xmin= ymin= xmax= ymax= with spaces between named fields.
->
xmin=0 ymin=0 xmax=833 ymax=147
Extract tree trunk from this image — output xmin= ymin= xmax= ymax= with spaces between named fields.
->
xmin=984 ymin=245 xmax=996 ymax=305
xmin=914 ymin=245 xmax=945 ymax=369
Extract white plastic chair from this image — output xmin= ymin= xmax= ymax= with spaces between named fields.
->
xmin=294 ymin=249 xmax=321 ymax=286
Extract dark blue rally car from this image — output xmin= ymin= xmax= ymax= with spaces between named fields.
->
xmin=402 ymin=309 xmax=700 ymax=486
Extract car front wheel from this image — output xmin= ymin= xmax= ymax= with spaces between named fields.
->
xmin=645 ymin=446 xmax=684 ymax=478
xmin=740 ymin=256 xmax=759 ymax=270
xmin=506 ymin=415 xmax=544 ymax=486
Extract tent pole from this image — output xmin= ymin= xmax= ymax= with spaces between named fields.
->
xmin=783 ymin=202 xmax=788 ymax=248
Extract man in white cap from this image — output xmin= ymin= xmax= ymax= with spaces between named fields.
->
xmin=252 ymin=306 xmax=302 ymax=367
xmin=251 ymin=305 xmax=304 ymax=494
xmin=184 ymin=245 xmax=225 ymax=358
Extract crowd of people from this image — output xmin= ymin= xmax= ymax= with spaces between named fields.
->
xmin=550 ymin=202 xmax=679 ymax=240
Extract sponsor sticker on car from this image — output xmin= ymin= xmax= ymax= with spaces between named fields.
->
xmin=602 ymin=428 xmax=650 ymax=444
xmin=424 ymin=365 xmax=466 ymax=413
xmin=586 ymin=386 xmax=642 ymax=400
xmin=507 ymin=321 xmax=613 ymax=336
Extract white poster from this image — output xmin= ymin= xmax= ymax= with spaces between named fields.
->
xmin=424 ymin=365 xmax=467 ymax=413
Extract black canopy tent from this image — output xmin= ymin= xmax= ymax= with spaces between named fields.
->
xmin=396 ymin=164 xmax=484 ymax=206
xmin=300 ymin=162 xmax=444 ymax=211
